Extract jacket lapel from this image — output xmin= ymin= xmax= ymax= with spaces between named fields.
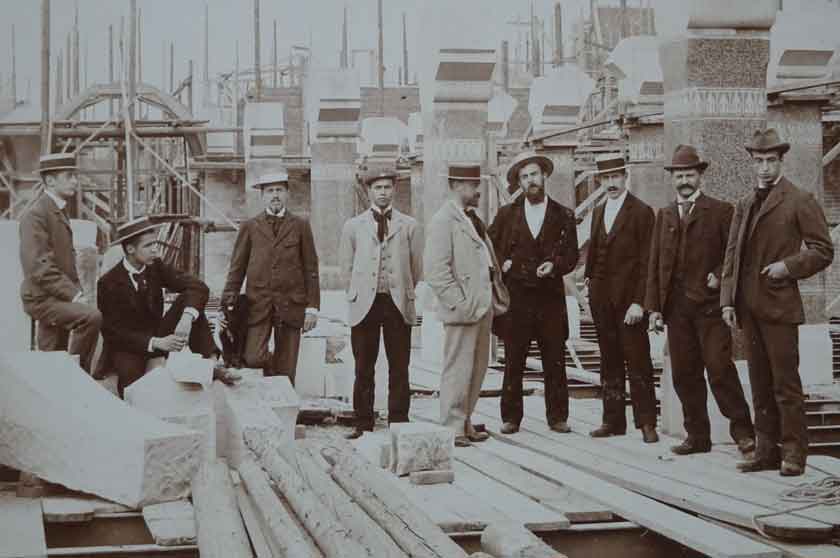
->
xmin=273 ymin=213 xmax=295 ymax=245
xmin=683 ymin=193 xmax=705 ymax=229
xmin=254 ymin=212 xmax=276 ymax=243
xmin=114 ymin=263 xmax=142 ymax=312
xmin=749 ymin=180 xmax=785 ymax=239
xmin=450 ymin=201 xmax=483 ymax=245
xmin=606 ymin=194 xmax=632 ymax=243
xmin=385 ymin=210 xmax=404 ymax=242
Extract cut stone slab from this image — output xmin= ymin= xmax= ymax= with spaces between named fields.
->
xmin=480 ymin=521 xmax=563 ymax=558
xmin=142 ymin=500 xmax=197 ymax=546
xmin=42 ymin=494 xmax=133 ymax=523
xmin=0 ymin=352 xmax=202 ymax=508
xmin=167 ymin=351 xmax=215 ymax=388
xmin=390 ymin=423 xmax=454 ymax=477
xmin=0 ymin=493 xmax=47 ymax=558
xmin=410 ymin=470 xmax=455 ymax=485
xmin=295 ymin=337 xmax=328 ymax=398
xmin=125 ymin=365 xmax=216 ymax=460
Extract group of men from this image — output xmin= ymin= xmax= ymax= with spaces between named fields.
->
xmin=19 ymin=126 xmax=832 ymax=477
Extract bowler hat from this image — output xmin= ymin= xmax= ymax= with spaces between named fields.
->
xmin=744 ymin=129 xmax=790 ymax=156
xmin=594 ymin=153 xmax=627 ymax=174
xmin=363 ymin=169 xmax=399 ymax=186
xmin=39 ymin=153 xmax=78 ymax=175
xmin=444 ymin=164 xmax=482 ymax=182
xmin=251 ymin=169 xmax=290 ymax=190
xmin=506 ymin=151 xmax=554 ymax=187
xmin=110 ymin=216 xmax=162 ymax=247
xmin=664 ymin=144 xmax=709 ymax=172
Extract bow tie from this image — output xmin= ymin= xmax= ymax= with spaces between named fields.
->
xmin=372 ymin=208 xmax=392 ymax=242
xmin=131 ymin=270 xmax=149 ymax=292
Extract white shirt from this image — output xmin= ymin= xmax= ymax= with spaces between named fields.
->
xmin=676 ymin=189 xmax=701 ymax=219
xmin=524 ymin=198 xmax=547 ymax=238
xmin=265 ymin=207 xmax=286 ymax=218
xmin=45 ymin=189 xmax=67 ymax=210
xmin=603 ymin=189 xmax=629 ymax=234
xmin=757 ymin=174 xmax=784 ymax=190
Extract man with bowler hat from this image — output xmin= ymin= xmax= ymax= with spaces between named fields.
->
xmin=721 ymin=129 xmax=833 ymax=476
xmin=646 ymin=145 xmax=755 ymax=456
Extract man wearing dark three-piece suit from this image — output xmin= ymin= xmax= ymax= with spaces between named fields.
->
xmin=488 ymin=150 xmax=579 ymax=435
xmin=645 ymin=145 xmax=755 ymax=457
xmin=721 ymin=129 xmax=833 ymax=477
xmin=584 ymin=153 xmax=659 ymax=444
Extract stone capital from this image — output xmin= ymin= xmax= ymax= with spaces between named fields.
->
xmin=433 ymin=49 xmax=496 ymax=104
xmin=316 ymin=98 xmax=361 ymax=139
xmin=687 ymin=0 xmax=779 ymax=31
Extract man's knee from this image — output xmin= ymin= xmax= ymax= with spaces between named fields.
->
xmin=84 ymin=308 xmax=103 ymax=328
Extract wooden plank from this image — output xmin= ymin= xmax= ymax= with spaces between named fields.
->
xmin=42 ymin=494 xmax=133 ymax=523
xmin=191 ymin=460 xmax=251 ymax=558
xmin=142 ymin=500 xmax=197 ymax=547
xmin=705 ymin=516 xmax=840 ymax=558
xmin=0 ymin=494 xmax=47 ymax=558
xmin=232 ymin=481 xmax=273 ymax=558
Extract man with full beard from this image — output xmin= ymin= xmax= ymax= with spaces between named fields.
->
xmin=488 ymin=151 xmax=579 ymax=434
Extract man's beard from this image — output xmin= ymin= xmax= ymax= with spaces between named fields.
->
xmin=525 ymin=185 xmax=545 ymax=203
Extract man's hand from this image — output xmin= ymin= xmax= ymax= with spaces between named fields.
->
xmin=761 ymin=261 xmax=790 ymax=280
xmin=152 ymin=334 xmax=186 ymax=353
xmin=303 ymin=312 xmax=318 ymax=333
xmin=536 ymin=261 xmax=554 ymax=278
xmin=722 ymin=307 xmax=738 ymax=329
xmin=174 ymin=314 xmax=193 ymax=341
xmin=624 ymin=303 xmax=645 ymax=326
xmin=215 ymin=313 xmax=229 ymax=332
xmin=707 ymin=273 xmax=720 ymax=290
xmin=648 ymin=311 xmax=664 ymax=333
xmin=213 ymin=365 xmax=242 ymax=386
xmin=502 ymin=259 xmax=513 ymax=273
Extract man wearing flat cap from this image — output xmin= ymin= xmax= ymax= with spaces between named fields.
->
xmin=19 ymin=153 xmax=101 ymax=373
xmin=646 ymin=145 xmax=755 ymax=457
xmin=220 ymin=170 xmax=320 ymax=383
xmin=339 ymin=169 xmax=423 ymax=439
xmin=721 ymin=129 xmax=833 ymax=476
xmin=97 ymin=217 xmax=236 ymax=397
xmin=424 ymin=164 xmax=510 ymax=447
xmin=488 ymin=151 xmax=579 ymax=434
xmin=584 ymin=153 xmax=659 ymax=444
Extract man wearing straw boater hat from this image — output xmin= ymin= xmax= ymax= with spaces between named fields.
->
xmin=220 ymin=169 xmax=320 ymax=383
xmin=97 ymin=217 xmax=236 ymax=397
xmin=721 ymin=129 xmax=833 ymax=476
xmin=19 ymin=153 xmax=102 ymax=374
xmin=339 ymin=169 xmax=423 ymax=439
xmin=645 ymin=145 xmax=755 ymax=457
xmin=584 ymin=153 xmax=659 ymax=444
xmin=488 ymin=151 xmax=579 ymax=435
xmin=424 ymin=163 xmax=510 ymax=447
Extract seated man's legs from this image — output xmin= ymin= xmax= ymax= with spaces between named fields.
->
xmin=158 ymin=293 xmax=218 ymax=358
xmin=112 ymin=351 xmax=148 ymax=398
xmin=32 ymin=298 xmax=102 ymax=373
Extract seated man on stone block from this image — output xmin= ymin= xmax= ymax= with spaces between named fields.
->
xmin=97 ymin=217 xmax=237 ymax=397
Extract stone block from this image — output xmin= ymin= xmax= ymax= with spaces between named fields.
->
xmin=390 ymin=423 xmax=454 ymax=477
xmin=166 ymin=352 xmax=214 ymax=388
xmin=124 ymin=365 xmax=216 ymax=460
xmin=142 ymin=500 xmax=197 ymax=546
xmin=480 ymin=521 xmax=561 ymax=558
xmin=0 ymin=352 xmax=202 ymax=508
xmin=409 ymin=469 xmax=455 ymax=485
xmin=294 ymin=336 xmax=328 ymax=398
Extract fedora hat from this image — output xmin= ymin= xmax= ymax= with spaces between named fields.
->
xmin=362 ymin=169 xmax=399 ymax=186
xmin=594 ymin=153 xmax=628 ymax=175
xmin=39 ymin=153 xmax=78 ymax=175
xmin=250 ymin=169 xmax=290 ymax=190
xmin=506 ymin=151 xmax=554 ymax=187
xmin=744 ymin=128 xmax=790 ymax=155
xmin=443 ymin=164 xmax=482 ymax=182
xmin=664 ymin=144 xmax=709 ymax=172
xmin=110 ymin=216 xmax=162 ymax=246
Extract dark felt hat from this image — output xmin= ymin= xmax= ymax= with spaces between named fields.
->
xmin=664 ymin=144 xmax=709 ymax=172
xmin=594 ymin=153 xmax=628 ymax=174
xmin=744 ymin=128 xmax=790 ymax=156
xmin=506 ymin=151 xmax=554 ymax=187
xmin=443 ymin=164 xmax=482 ymax=182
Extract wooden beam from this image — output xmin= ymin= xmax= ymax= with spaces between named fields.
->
xmin=191 ymin=460 xmax=252 ymax=558
xmin=231 ymin=474 xmax=272 ymax=558
xmin=823 ymin=140 xmax=840 ymax=167
xmin=480 ymin=521 xmax=562 ymax=558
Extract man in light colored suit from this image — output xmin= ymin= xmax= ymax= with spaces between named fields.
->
xmin=424 ymin=164 xmax=510 ymax=447
xmin=339 ymin=170 xmax=423 ymax=439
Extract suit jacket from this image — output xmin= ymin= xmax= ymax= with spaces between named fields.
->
xmin=645 ymin=193 xmax=732 ymax=317
xmin=721 ymin=177 xmax=833 ymax=325
xmin=97 ymin=259 xmax=210 ymax=356
xmin=339 ymin=208 xmax=423 ymax=327
xmin=221 ymin=211 xmax=320 ymax=328
xmin=584 ymin=192 xmax=654 ymax=311
xmin=19 ymin=193 xmax=82 ymax=313
xmin=423 ymin=200 xmax=510 ymax=325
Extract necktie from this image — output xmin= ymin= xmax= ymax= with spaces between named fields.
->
xmin=372 ymin=208 xmax=392 ymax=242
xmin=677 ymin=201 xmax=694 ymax=221
xmin=754 ymin=187 xmax=771 ymax=209
xmin=465 ymin=208 xmax=486 ymax=240
xmin=268 ymin=213 xmax=282 ymax=236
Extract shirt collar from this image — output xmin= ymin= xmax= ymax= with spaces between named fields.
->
xmin=758 ymin=175 xmax=783 ymax=189
xmin=265 ymin=207 xmax=286 ymax=218
xmin=605 ymin=189 xmax=629 ymax=209
xmin=45 ymin=189 xmax=67 ymax=210
xmin=676 ymin=189 xmax=701 ymax=204
xmin=371 ymin=205 xmax=393 ymax=216
xmin=123 ymin=258 xmax=146 ymax=276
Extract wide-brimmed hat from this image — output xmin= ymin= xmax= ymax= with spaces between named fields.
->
xmin=362 ymin=169 xmax=399 ymax=186
xmin=110 ymin=216 xmax=163 ymax=246
xmin=744 ymin=129 xmax=790 ymax=156
xmin=664 ymin=144 xmax=709 ymax=172
xmin=39 ymin=153 xmax=78 ymax=175
xmin=506 ymin=151 xmax=554 ymax=187
xmin=594 ymin=153 xmax=628 ymax=175
xmin=251 ymin=169 xmax=290 ymax=190
xmin=443 ymin=164 xmax=482 ymax=182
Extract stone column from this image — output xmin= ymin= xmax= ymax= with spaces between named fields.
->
xmin=626 ymin=117 xmax=668 ymax=210
xmin=310 ymin=97 xmax=361 ymax=288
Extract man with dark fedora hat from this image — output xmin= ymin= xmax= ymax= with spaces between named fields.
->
xmin=97 ymin=217 xmax=230 ymax=397
xmin=220 ymin=169 xmax=320 ymax=384
xmin=19 ymin=153 xmax=102 ymax=374
xmin=584 ymin=153 xmax=659 ymax=444
xmin=646 ymin=145 xmax=755 ymax=457
xmin=721 ymin=129 xmax=833 ymax=476
xmin=488 ymin=151 xmax=579 ymax=434
xmin=424 ymin=163 xmax=510 ymax=447
xmin=339 ymin=168 xmax=423 ymax=439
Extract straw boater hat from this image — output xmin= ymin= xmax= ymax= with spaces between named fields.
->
xmin=251 ymin=169 xmax=290 ymax=190
xmin=363 ymin=169 xmax=399 ymax=186
xmin=110 ymin=216 xmax=163 ymax=247
xmin=506 ymin=151 xmax=554 ymax=187
xmin=39 ymin=153 xmax=78 ymax=175
xmin=443 ymin=164 xmax=482 ymax=182
xmin=664 ymin=144 xmax=709 ymax=173
xmin=594 ymin=153 xmax=628 ymax=175
xmin=744 ymin=128 xmax=790 ymax=156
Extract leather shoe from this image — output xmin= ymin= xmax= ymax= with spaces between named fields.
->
xmin=454 ymin=436 xmax=472 ymax=447
xmin=500 ymin=422 xmax=520 ymax=434
xmin=549 ymin=421 xmax=572 ymax=433
xmin=736 ymin=456 xmax=781 ymax=473
xmin=467 ymin=431 xmax=489 ymax=443
xmin=780 ymin=461 xmax=805 ymax=477
xmin=736 ymin=437 xmax=756 ymax=456
xmin=589 ymin=424 xmax=626 ymax=438
xmin=642 ymin=425 xmax=659 ymax=444
xmin=344 ymin=427 xmax=370 ymax=440
xmin=670 ymin=438 xmax=711 ymax=455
